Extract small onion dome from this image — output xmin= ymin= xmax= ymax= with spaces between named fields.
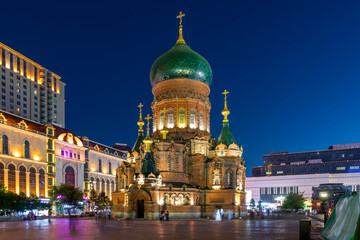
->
xmin=150 ymin=43 xmax=213 ymax=87
xmin=58 ymin=133 xmax=83 ymax=147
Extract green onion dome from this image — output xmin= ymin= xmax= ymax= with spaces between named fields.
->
xmin=150 ymin=43 xmax=213 ymax=87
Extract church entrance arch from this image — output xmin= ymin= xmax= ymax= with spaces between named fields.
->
xmin=130 ymin=189 xmax=151 ymax=219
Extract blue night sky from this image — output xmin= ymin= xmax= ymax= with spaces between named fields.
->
xmin=2 ymin=1 xmax=360 ymax=176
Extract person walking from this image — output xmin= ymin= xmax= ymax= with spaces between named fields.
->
xmin=48 ymin=208 xmax=52 ymax=223
xmin=165 ymin=211 xmax=169 ymax=221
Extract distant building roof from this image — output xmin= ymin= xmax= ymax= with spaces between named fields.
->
xmin=329 ymin=143 xmax=360 ymax=150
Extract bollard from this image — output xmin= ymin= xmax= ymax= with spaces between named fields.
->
xmin=299 ymin=220 xmax=311 ymax=240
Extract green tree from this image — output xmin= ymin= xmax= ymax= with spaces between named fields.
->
xmin=0 ymin=184 xmax=49 ymax=215
xmin=52 ymin=184 xmax=83 ymax=217
xmin=281 ymin=192 xmax=305 ymax=211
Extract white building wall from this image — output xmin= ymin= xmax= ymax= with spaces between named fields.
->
xmin=246 ymin=172 xmax=360 ymax=203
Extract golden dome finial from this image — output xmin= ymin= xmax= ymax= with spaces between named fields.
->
xmin=137 ymin=103 xmax=145 ymax=133
xmin=176 ymin=11 xmax=186 ymax=44
xmin=143 ymin=114 xmax=153 ymax=152
xmin=221 ymin=90 xmax=230 ymax=123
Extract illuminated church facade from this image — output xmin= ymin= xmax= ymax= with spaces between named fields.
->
xmin=112 ymin=12 xmax=246 ymax=219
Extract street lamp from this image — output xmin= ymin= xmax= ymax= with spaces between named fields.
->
xmin=319 ymin=191 xmax=330 ymax=224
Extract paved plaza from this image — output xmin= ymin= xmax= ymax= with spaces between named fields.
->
xmin=0 ymin=215 xmax=319 ymax=240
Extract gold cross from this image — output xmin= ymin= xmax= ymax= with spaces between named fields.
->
xmin=222 ymin=90 xmax=229 ymax=101
xmin=145 ymin=114 xmax=152 ymax=127
xmin=138 ymin=103 xmax=143 ymax=114
xmin=177 ymin=11 xmax=185 ymax=26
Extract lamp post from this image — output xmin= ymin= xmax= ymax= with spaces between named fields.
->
xmin=319 ymin=191 xmax=329 ymax=224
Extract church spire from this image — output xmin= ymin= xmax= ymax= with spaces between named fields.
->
xmin=143 ymin=114 xmax=153 ymax=153
xmin=137 ymin=103 xmax=145 ymax=136
xmin=217 ymin=90 xmax=236 ymax=146
xmin=221 ymin=90 xmax=230 ymax=124
xmin=176 ymin=11 xmax=186 ymax=44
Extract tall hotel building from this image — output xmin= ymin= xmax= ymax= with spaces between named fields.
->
xmin=0 ymin=42 xmax=65 ymax=127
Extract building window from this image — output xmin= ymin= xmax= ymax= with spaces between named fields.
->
xmin=0 ymin=162 xmax=4 ymax=186
xmin=159 ymin=111 xmax=164 ymax=130
xmin=108 ymin=162 xmax=111 ymax=175
xmin=199 ymin=112 xmax=204 ymax=130
xmin=8 ymin=164 xmax=16 ymax=192
xmin=171 ymin=195 xmax=175 ymax=205
xmin=170 ymin=155 xmax=174 ymax=172
xmin=168 ymin=110 xmax=174 ymax=128
xmin=24 ymin=140 xmax=30 ymax=159
xmin=179 ymin=109 xmax=185 ymax=128
xmin=214 ymin=172 xmax=220 ymax=185
xmin=39 ymin=169 xmax=45 ymax=197
xmin=226 ymin=171 xmax=233 ymax=187
xmin=98 ymin=159 xmax=102 ymax=172
xmin=336 ymin=167 xmax=346 ymax=171
xmin=106 ymin=180 xmax=110 ymax=196
xmin=96 ymin=178 xmax=100 ymax=192
xmin=101 ymin=179 xmax=105 ymax=193
xmin=19 ymin=166 xmax=26 ymax=194
xmin=29 ymin=167 xmax=36 ymax=196
xmin=65 ymin=166 xmax=75 ymax=186
xmin=190 ymin=110 xmax=196 ymax=129
xmin=2 ymin=134 xmax=9 ymax=154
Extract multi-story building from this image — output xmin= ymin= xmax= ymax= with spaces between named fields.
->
xmin=0 ymin=42 xmax=65 ymax=127
xmin=246 ymin=144 xmax=360 ymax=207
xmin=0 ymin=110 xmax=129 ymax=200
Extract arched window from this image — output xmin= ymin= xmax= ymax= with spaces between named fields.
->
xmin=108 ymin=162 xmax=111 ymax=175
xmin=90 ymin=177 xmax=95 ymax=191
xmin=185 ymin=196 xmax=190 ymax=205
xmin=96 ymin=178 xmax=100 ymax=193
xmin=168 ymin=110 xmax=174 ymax=128
xmin=178 ymin=195 xmax=183 ymax=205
xmin=24 ymin=140 xmax=30 ymax=159
xmin=8 ymin=164 xmax=16 ymax=192
xmin=39 ymin=169 xmax=45 ymax=197
xmin=29 ymin=167 xmax=36 ymax=196
xmin=111 ymin=180 xmax=115 ymax=193
xmin=106 ymin=179 xmax=110 ymax=196
xmin=179 ymin=109 xmax=185 ymax=128
xmin=0 ymin=162 xmax=4 ymax=186
xmin=98 ymin=159 xmax=102 ymax=173
xmin=199 ymin=112 xmax=204 ymax=130
xmin=171 ymin=195 xmax=175 ymax=205
xmin=101 ymin=179 xmax=105 ymax=193
xmin=65 ymin=166 xmax=75 ymax=186
xmin=226 ymin=171 xmax=234 ymax=188
xmin=190 ymin=110 xmax=196 ymax=129
xmin=19 ymin=166 xmax=26 ymax=194
xmin=2 ymin=135 xmax=8 ymax=155
xmin=164 ymin=195 xmax=168 ymax=205
xmin=170 ymin=155 xmax=174 ymax=172
xmin=159 ymin=112 xmax=164 ymax=130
